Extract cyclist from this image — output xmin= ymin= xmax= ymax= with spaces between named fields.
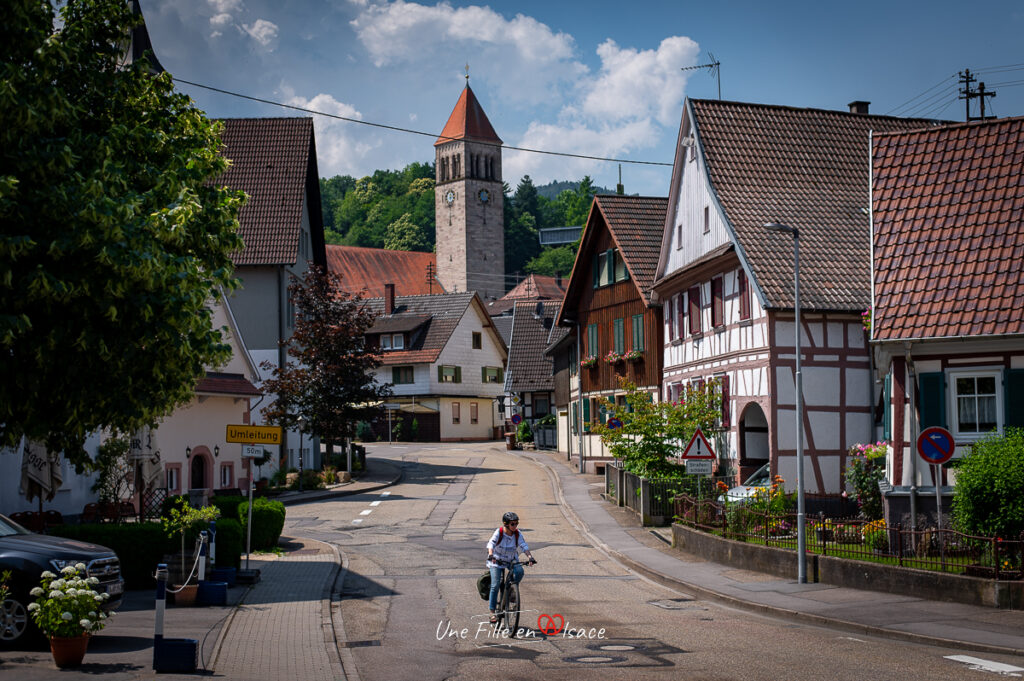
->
xmin=486 ymin=511 xmax=536 ymax=623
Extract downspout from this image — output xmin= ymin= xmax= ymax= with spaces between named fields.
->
xmin=905 ymin=342 xmax=918 ymax=535
xmin=577 ymin=323 xmax=585 ymax=472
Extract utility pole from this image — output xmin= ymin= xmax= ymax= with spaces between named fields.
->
xmin=959 ymin=69 xmax=997 ymax=122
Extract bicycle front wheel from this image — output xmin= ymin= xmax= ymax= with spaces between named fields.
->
xmin=505 ymin=581 xmax=520 ymax=636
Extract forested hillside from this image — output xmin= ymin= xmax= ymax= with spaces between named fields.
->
xmin=318 ymin=164 xmax=599 ymax=279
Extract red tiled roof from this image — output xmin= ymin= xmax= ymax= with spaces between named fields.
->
xmin=872 ymin=116 xmax=1024 ymax=341
xmin=595 ymin=195 xmax=669 ymax=305
xmin=505 ymin=301 xmax=560 ymax=392
xmin=215 ymin=118 xmax=316 ymax=266
xmin=363 ymin=292 xmax=478 ymax=366
xmin=435 ymin=85 xmax=502 ymax=146
xmin=502 ymin=274 xmax=566 ymax=301
xmin=196 ymin=372 xmax=261 ymax=397
xmin=326 ymin=245 xmax=442 ymax=298
xmin=689 ymin=100 xmax=941 ymax=312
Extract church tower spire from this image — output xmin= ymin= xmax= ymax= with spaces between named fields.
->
xmin=434 ymin=85 xmax=505 ymax=300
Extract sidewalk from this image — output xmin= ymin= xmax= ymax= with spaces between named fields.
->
xmin=272 ymin=458 xmax=404 ymax=507
xmin=525 ymin=447 xmax=1024 ymax=657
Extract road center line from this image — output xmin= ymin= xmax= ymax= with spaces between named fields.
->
xmin=369 ymin=500 xmax=382 ymax=506
xmin=360 ymin=509 xmax=372 ymax=516
xmin=381 ymin=491 xmax=391 ymax=496
xmin=351 ymin=518 xmax=363 ymax=524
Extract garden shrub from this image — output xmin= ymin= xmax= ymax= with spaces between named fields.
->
xmin=517 ymin=420 xmax=534 ymax=443
xmin=952 ymin=428 xmax=1024 ymax=538
xmin=50 ymin=522 xmax=168 ymax=589
xmin=210 ymin=495 xmax=246 ymax=522
xmin=212 ymin=518 xmax=243 ymax=569
xmin=288 ymin=468 xmax=324 ymax=490
xmin=845 ymin=441 xmax=888 ymax=520
xmin=239 ymin=497 xmax=286 ymax=550
xmin=355 ymin=420 xmax=373 ymax=442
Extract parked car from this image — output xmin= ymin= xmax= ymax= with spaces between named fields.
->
xmin=0 ymin=513 xmax=123 ymax=648
xmin=719 ymin=462 xmax=771 ymax=503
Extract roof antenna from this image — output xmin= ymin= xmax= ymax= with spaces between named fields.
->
xmin=681 ymin=52 xmax=721 ymax=99
xmin=617 ymin=164 xmax=624 ymax=195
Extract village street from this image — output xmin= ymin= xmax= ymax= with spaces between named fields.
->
xmin=281 ymin=443 xmax=1014 ymax=681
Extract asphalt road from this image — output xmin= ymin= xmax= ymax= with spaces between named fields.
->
xmin=284 ymin=442 xmax=1024 ymax=681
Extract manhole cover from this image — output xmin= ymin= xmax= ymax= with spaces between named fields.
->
xmin=598 ymin=644 xmax=636 ymax=652
xmin=564 ymin=655 xmax=625 ymax=664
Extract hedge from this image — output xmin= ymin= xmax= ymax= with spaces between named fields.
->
xmin=50 ymin=522 xmax=170 ymax=589
xmin=212 ymin=518 xmax=243 ymax=569
xmin=210 ymin=495 xmax=246 ymax=522
xmin=239 ymin=497 xmax=286 ymax=550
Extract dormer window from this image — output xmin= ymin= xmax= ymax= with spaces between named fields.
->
xmin=380 ymin=333 xmax=404 ymax=351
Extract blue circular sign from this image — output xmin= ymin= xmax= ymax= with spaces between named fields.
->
xmin=511 ymin=413 xmax=522 ymax=425
xmin=917 ymin=426 xmax=955 ymax=465
xmin=607 ymin=417 xmax=623 ymax=430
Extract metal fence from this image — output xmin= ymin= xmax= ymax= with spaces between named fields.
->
xmin=533 ymin=425 xmax=557 ymax=450
xmin=603 ymin=462 xmax=732 ymax=527
xmin=673 ymin=494 xmax=1024 ymax=580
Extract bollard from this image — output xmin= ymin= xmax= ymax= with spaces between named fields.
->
xmin=198 ymin=531 xmax=208 ymax=583
xmin=209 ymin=520 xmax=217 ymax=568
xmin=153 ymin=563 xmax=167 ymax=669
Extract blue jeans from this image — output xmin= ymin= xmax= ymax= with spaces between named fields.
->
xmin=488 ymin=564 xmax=523 ymax=611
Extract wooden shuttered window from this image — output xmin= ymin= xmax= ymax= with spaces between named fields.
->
xmin=613 ymin=318 xmax=625 ymax=353
xmin=918 ymin=372 xmax=946 ymax=429
xmin=720 ymin=375 xmax=730 ymax=425
xmin=587 ymin=323 xmax=598 ymax=356
xmin=688 ymin=285 xmax=702 ymax=335
xmin=882 ymin=373 xmax=892 ymax=440
xmin=1006 ymin=369 xmax=1024 ymax=428
xmin=711 ymin=277 xmax=724 ymax=328
xmin=738 ymin=269 xmax=751 ymax=321
xmin=582 ymin=398 xmax=590 ymax=432
xmin=631 ymin=315 xmax=644 ymax=351
xmin=676 ymin=294 xmax=685 ymax=340
xmin=438 ymin=365 xmax=462 ymax=383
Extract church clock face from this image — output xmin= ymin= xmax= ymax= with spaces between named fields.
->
xmin=445 ymin=190 xmax=455 ymax=205
xmin=478 ymin=188 xmax=490 ymax=203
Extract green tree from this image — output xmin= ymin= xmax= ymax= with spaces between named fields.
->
xmin=593 ymin=379 xmax=721 ymax=481
xmin=260 ymin=265 xmax=392 ymax=461
xmin=384 ymin=213 xmax=429 ymax=252
xmin=525 ymin=245 xmax=577 ymax=277
xmin=0 ymin=0 xmax=244 ymax=469
xmin=952 ymin=428 xmax=1024 ymax=538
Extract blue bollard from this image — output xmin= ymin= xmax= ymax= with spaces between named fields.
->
xmin=153 ymin=562 xmax=198 ymax=673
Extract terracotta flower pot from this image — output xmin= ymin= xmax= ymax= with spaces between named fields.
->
xmin=50 ymin=634 xmax=90 ymax=669
xmin=172 ymin=584 xmax=198 ymax=607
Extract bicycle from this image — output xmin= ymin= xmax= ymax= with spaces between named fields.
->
xmin=492 ymin=557 xmax=535 ymax=636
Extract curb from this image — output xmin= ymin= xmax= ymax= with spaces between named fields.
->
xmin=277 ymin=460 xmax=404 ymax=506
xmin=522 ymin=450 xmax=1024 ymax=659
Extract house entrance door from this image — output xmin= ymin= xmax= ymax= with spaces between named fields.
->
xmin=191 ymin=454 xmax=207 ymax=490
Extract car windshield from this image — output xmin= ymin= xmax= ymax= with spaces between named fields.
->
xmin=0 ymin=514 xmax=31 ymax=537
xmin=743 ymin=463 xmax=771 ymax=487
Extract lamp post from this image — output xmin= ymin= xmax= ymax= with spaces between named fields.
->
xmin=765 ymin=222 xmax=806 ymax=584
xmin=297 ymin=416 xmax=305 ymax=493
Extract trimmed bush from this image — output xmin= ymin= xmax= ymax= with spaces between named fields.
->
xmin=211 ymin=495 xmax=246 ymax=522
xmin=288 ymin=469 xmax=323 ymax=491
xmin=50 ymin=522 xmax=169 ymax=589
xmin=212 ymin=518 xmax=243 ymax=569
xmin=952 ymin=428 xmax=1024 ymax=538
xmin=239 ymin=497 xmax=286 ymax=550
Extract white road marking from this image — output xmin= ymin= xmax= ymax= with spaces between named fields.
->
xmin=837 ymin=636 xmax=867 ymax=643
xmin=381 ymin=492 xmax=391 ymax=496
xmin=946 ymin=655 xmax=1024 ymax=676
xmin=360 ymin=509 xmax=373 ymax=516
xmin=369 ymin=500 xmax=382 ymax=507
xmin=352 ymin=518 xmax=363 ymax=524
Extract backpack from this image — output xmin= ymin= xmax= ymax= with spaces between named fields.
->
xmin=476 ymin=528 xmax=521 ymax=600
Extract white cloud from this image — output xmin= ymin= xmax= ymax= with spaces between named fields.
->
xmin=208 ymin=0 xmax=243 ymax=12
xmin=285 ymin=93 xmax=378 ymax=177
xmin=210 ymin=13 xmax=233 ymax=28
xmin=242 ymin=19 xmax=279 ymax=47
xmin=583 ymin=36 xmax=700 ymax=126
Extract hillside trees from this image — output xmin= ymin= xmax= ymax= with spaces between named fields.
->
xmin=0 ymin=0 xmax=245 ymax=468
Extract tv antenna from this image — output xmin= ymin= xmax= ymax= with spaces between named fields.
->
xmin=682 ymin=52 xmax=721 ymax=99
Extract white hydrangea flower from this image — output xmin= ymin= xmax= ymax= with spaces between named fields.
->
xmin=61 ymin=612 xmax=73 ymax=621
xmin=102 ymin=593 xmax=110 ymax=600
xmin=89 ymin=611 xmax=96 ymax=618
xmin=40 ymin=571 xmax=56 ymax=579
xmin=87 ymin=577 xmax=99 ymax=585
xmin=99 ymin=613 xmax=106 ymax=619
xmin=27 ymin=603 xmax=39 ymax=612
xmin=52 ymin=579 xmax=65 ymax=589
xmin=74 ymin=562 xmax=87 ymax=571
xmin=61 ymin=566 xmax=76 ymax=575
xmin=80 ymin=619 xmax=92 ymax=629
xmin=30 ymin=587 xmax=44 ymax=596
xmin=93 ymin=594 xmax=103 ymax=602
xmin=49 ymin=590 xmax=64 ymax=599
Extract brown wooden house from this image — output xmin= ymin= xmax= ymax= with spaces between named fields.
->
xmin=555 ymin=194 xmax=667 ymax=473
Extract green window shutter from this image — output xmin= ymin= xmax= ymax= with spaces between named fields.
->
xmin=582 ymin=398 xmax=590 ymax=432
xmin=614 ymin=318 xmax=624 ymax=353
xmin=588 ymin=324 xmax=598 ymax=356
xmin=882 ymin=372 xmax=892 ymax=440
xmin=1005 ymin=369 xmax=1024 ymax=428
xmin=605 ymin=250 xmax=615 ymax=285
xmin=497 ymin=367 xmax=504 ymax=382
xmin=918 ymin=372 xmax=946 ymax=429
xmin=592 ymin=254 xmax=600 ymax=288
xmin=572 ymin=402 xmax=578 ymax=434
xmin=482 ymin=367 xmax=487 ymax=382
xmin=438 ymin=366 xmax=443 ymax=382
xmin=632 ymin=315 xmax=644 ymax=351
xmin=454 ymin=366 xmax=462 ymax=383
xmin=392 ymin=367 xmax=400 ymax=384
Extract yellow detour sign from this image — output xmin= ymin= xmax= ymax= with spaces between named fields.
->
xmin=225 ymin=424 xmax=282 ymax=445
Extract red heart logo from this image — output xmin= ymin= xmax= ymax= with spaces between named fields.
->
xmin=537 ymin=613 xmax=564 ymax=635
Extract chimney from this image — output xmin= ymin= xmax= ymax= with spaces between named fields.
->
xmin=848 ymin=101 xmax=870 ymax=115
xmin=384 ymin=283 xmax=395 ymax=315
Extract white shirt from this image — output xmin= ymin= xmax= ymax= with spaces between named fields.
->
xmin=486 ymin=527 xmax=529 ymax=567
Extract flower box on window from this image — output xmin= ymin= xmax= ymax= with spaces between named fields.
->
xmin=579 ymin=355 xmax=597 ymax=370
xmin=604 ymin=351 xmax=624 ymax=365
xmin=624 ymin=349 xmax=644 ymax=363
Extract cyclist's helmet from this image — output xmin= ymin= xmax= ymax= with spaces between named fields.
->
xmin=502 ymin=511 xmax=519 ymax=524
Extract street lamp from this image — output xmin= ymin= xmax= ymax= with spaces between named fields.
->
xmin=764 ymin=221 xmax=807 ymax=584
xmin=297 ymin=416 xmax=305 ymax=493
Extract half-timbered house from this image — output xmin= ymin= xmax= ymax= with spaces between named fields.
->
xmin=654 ymin=99 xmax=938 ymax=492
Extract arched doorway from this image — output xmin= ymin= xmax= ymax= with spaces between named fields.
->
xmin=738 ymin=402 xmax=770 ymax=483
xmin=189 ymin=448 xmax=211 ymax=490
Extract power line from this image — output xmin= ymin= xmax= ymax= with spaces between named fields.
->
xmin=886 ymin=74 xmax=956 ymax=115
xmin=172 ymin=77 xmax=673 ymax=167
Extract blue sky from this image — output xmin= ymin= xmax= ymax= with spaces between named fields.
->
xmin=143 ymin=0 xmax=1024 ymax=196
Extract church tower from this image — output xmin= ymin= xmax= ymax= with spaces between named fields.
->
xmin=434 ymin=85 xmax=505 ymax=300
